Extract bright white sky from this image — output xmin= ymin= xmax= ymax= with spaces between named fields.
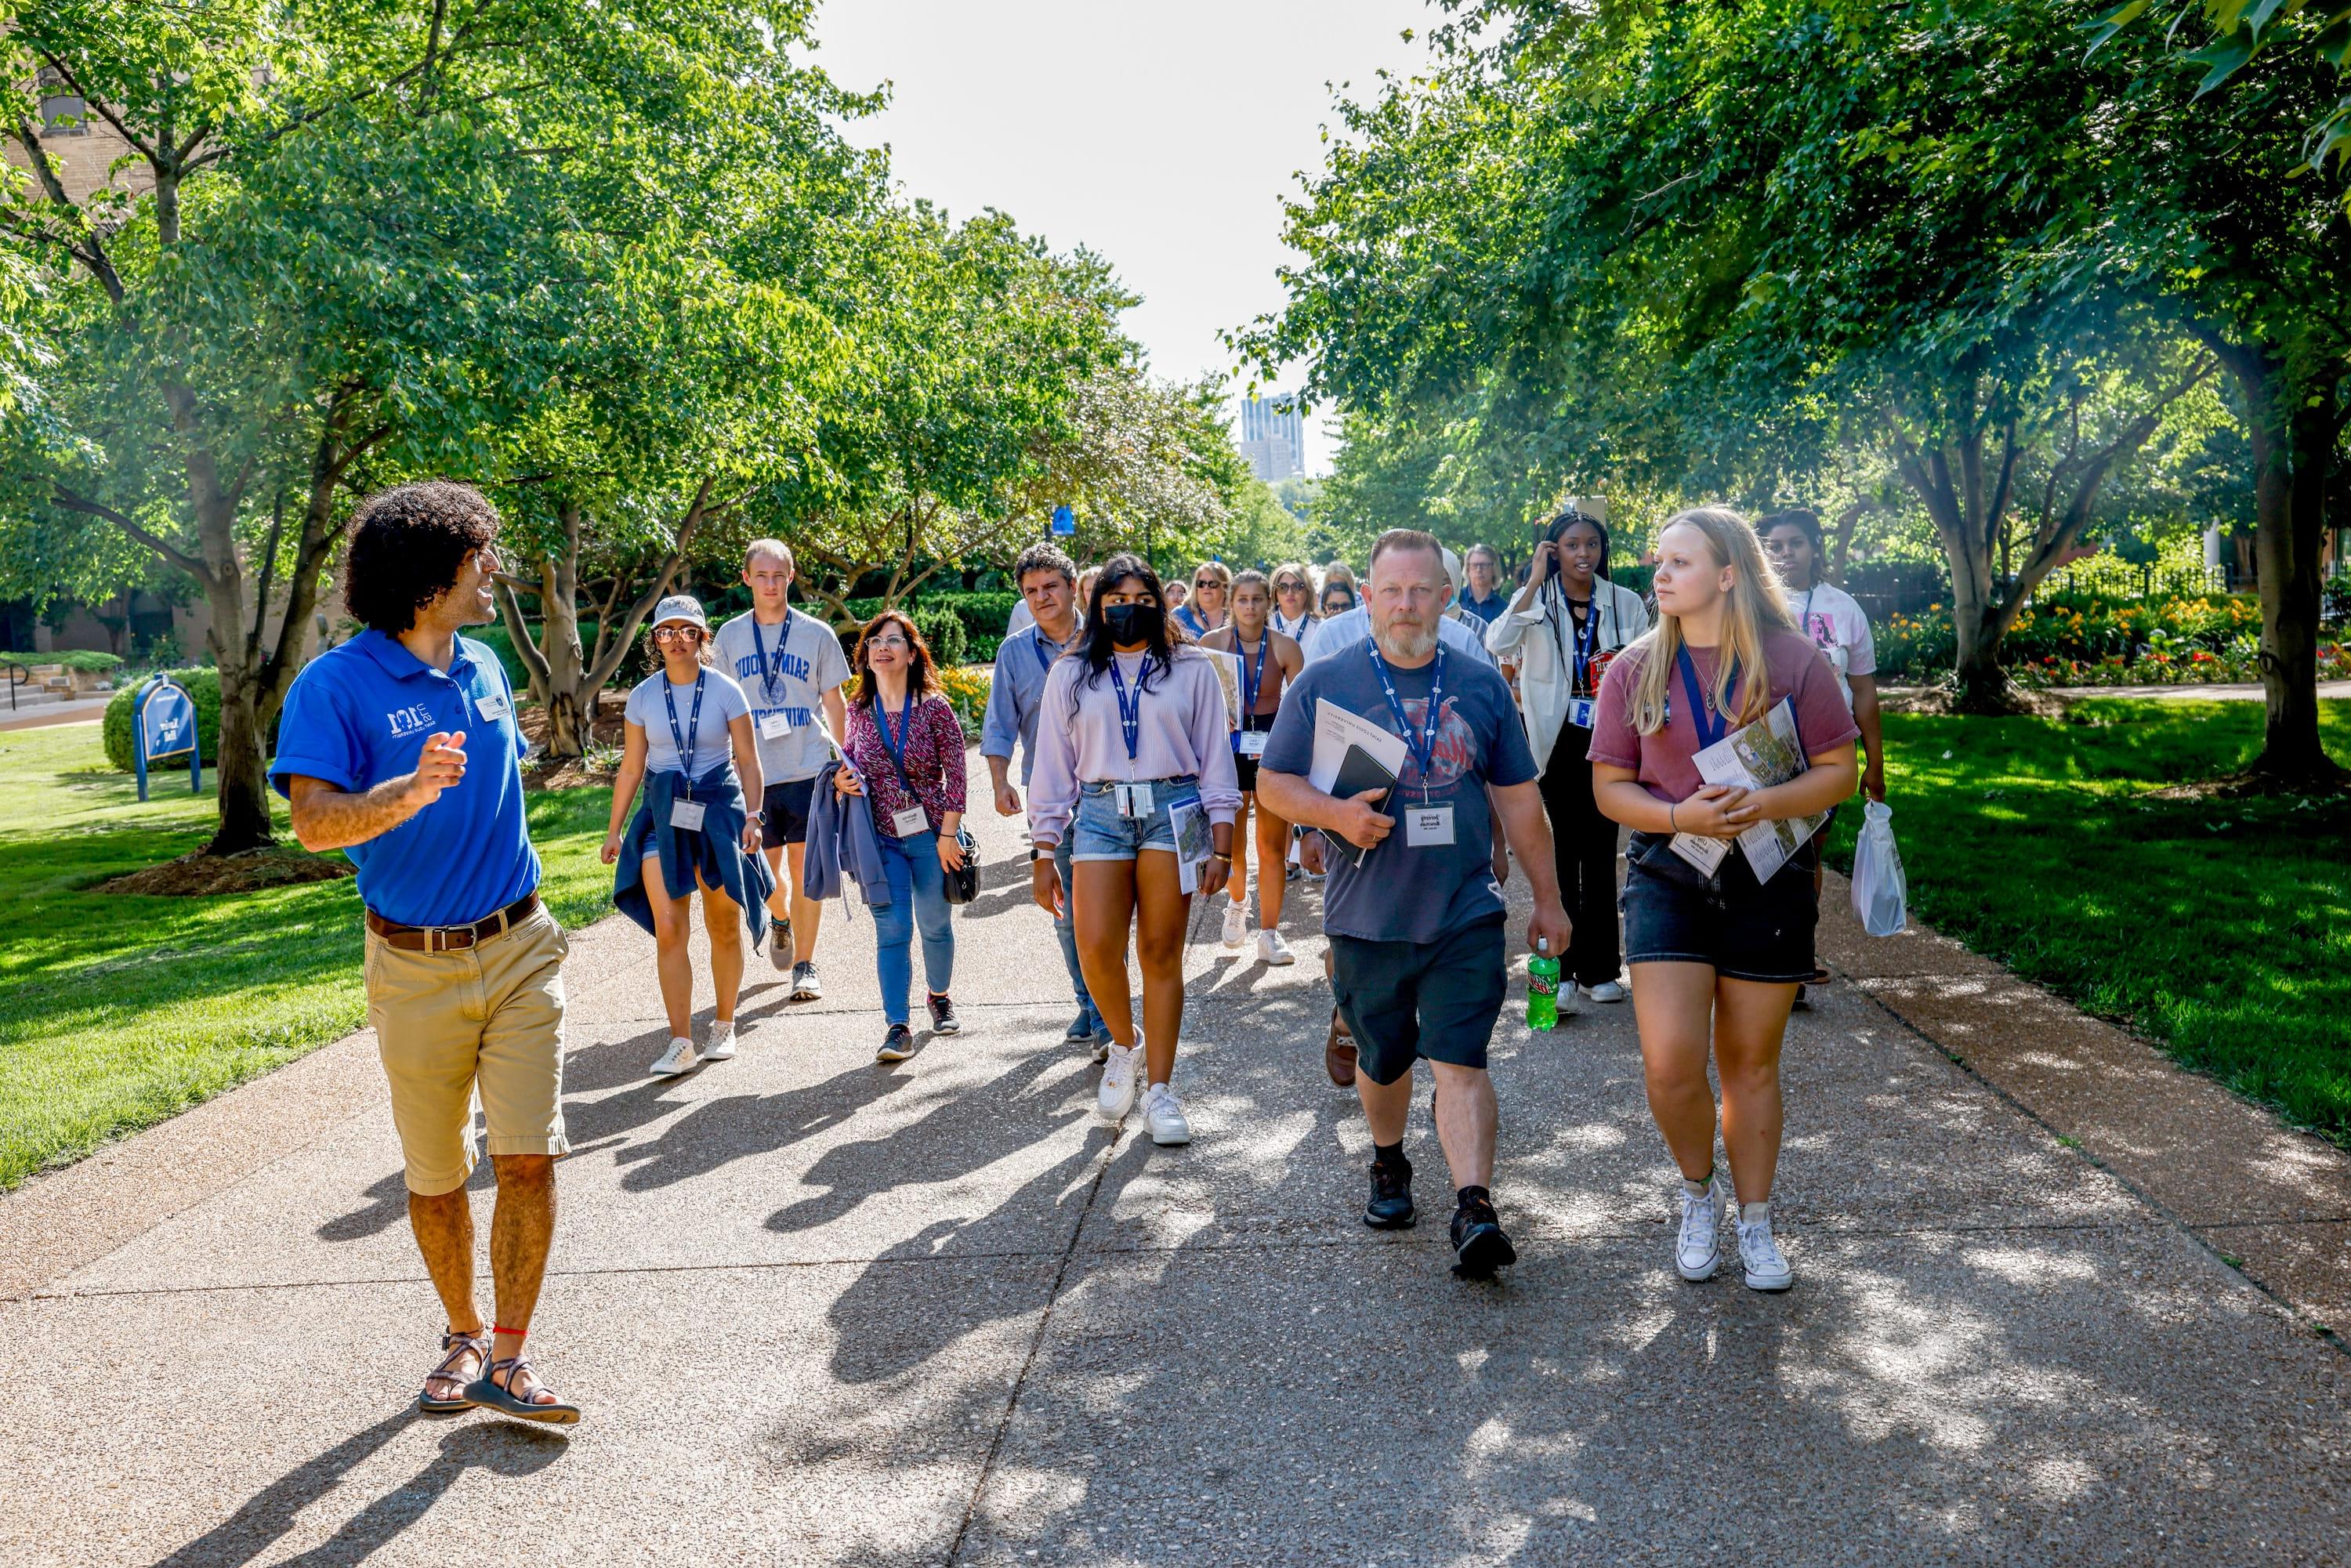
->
xmin=808 ymin=0 xmax=1438 ymax=476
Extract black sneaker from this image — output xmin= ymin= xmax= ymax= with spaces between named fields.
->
xmin=1791 ymin=984 xmax=1811 ymax=1012
xmin=876 ymin=1023 xmax=915 ymax=1063
xmin=1450 ymin=1193 xmax=1517 ymax=1279
xmin=927 ymin=992 xmax=962 ymax=1035
xmin=1364 ymin=1157 xmax=1416 ymax=1229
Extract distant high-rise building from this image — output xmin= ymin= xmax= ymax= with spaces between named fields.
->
xmin=1237 ymin=390 xmax=1305 ymax=482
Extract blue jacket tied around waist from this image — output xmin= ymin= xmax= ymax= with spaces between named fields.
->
xmin=614 ymin=764 xmax=777 ymax=944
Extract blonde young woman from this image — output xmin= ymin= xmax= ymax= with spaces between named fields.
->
xmin=1588 ymin=509 xmax=1857 ymax=1294
xmin=603 ymin=596 xmax=774 ymax=1077
xmin=1270 ymin=561 xmax=1320 ymax=641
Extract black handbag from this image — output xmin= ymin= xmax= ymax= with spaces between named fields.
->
xmin=943 ymin=827 xmax=980 ymax=904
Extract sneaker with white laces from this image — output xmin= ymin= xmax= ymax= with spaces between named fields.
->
xmin=649 ymin=1036 xmax=699 ymax=1077
xmin=1220 ymin=901 xmax=1248 ymax=949
xmin=1256 ymin=928 xmax=1295 ymax=966
xmin=1585 ymin=980 xmax=1628 ymax=1004
xmin=1142 ymin=1083 xmax=1193 ymax=1146
xmin=1737 ymin=1211 xmax=1794 ymax=1291
xmin=1675 ymin=1179 xmax=1725 ymax=1281
xmin=1097 ymin=1041 xmax=1141 ymax=1123
xmin=701 ymin=1021 xmax=738 ymax=1061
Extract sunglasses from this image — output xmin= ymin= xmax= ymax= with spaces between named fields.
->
xmin=653 ymin=625 xmax=703 ymax=643
xmin=1194 ymin=578 xmax=1220 ymax=588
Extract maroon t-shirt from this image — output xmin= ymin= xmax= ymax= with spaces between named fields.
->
xmin=1588 ymin=630 xmax=1859 ymax=805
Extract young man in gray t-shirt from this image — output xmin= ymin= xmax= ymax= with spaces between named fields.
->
xmin=712 ymin=538 xmax=849 ymax=1000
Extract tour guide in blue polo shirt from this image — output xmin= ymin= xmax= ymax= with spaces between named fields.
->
xmin=273 ymin=480 xmax=579 ymax=1425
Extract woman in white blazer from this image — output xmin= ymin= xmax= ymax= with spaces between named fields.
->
xmin=1485 ymin=505 xmax=1650 ymax=1004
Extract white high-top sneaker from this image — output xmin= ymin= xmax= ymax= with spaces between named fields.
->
xmin=1675 ymin=1177 xmax=1726 ymax=1282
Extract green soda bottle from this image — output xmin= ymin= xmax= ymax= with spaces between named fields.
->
xmin=1527 ymin=936 xmax=1561 ymax=1032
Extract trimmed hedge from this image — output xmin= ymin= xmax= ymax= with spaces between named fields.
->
xmin=840 ymin=590 xmax=1019 ymax=652
xmin=2 ymin=649 xmax=124 ymax=672
xmin=101 ymin=668 xmax=278 ymax=772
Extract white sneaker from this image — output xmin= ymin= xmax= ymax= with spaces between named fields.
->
xmin=1097 ymin=1042 xmax=1141 ymax=1123
xmin=649 ymin=1036 xmax=699 ymax=1077
xmin=1220 ymin=901 xmax=1248 ymax=949
xmin=1675 ymin=1179 xmax=1725 ymax=1281
xmin=1142 ymin=1083 xmax=1192 ymax=1146
xmin=1585 ymin=980 xmax=1628 ymax=1004
xmin=1256 ymin=929 xmax=1295 ymax=966
xmin=701 ymin=1022 xmax=737 ymax=1060
xmin=1737 ymin=1212 xmax=1795 ymax=1291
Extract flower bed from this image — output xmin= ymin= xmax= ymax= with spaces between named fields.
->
xmin=1871 ymin=591 xmax=2347 ymax=687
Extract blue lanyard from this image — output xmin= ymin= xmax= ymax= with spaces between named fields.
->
xmin=874 ymin=689 xmax=918 ymax=791
xmin=1031 ymin=628 xmax=1057 ymax=675
xmin=1675 ymin=643 xmax=1737 ymax=751
xmin=661 ymin=669 xmax=708 ymax=797
xmin=750 ymin=610 xmax=790 ymax=702
xmin=1367 ymin=639 xmax=1444 ymax=796
xmin=1106 ymin=655 xmax=1150 ymax=762
xmin=1561 ymin=592 xmax=1603 ymax=693
xmin=1237 ymin=632 xmax=1270 ymax=715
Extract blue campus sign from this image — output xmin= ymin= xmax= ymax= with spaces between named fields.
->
xmin=1050 ymin=504 xmax=1076 ymax=537
xmin=134 ymin=676 xmax=201 ymax=802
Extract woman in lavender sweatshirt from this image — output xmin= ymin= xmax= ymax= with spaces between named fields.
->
xmin=1029 ymin=554 xmax=1240 ymax=1146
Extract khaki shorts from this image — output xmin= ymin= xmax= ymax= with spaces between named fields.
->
xmin=364 ymin=906 xmax=571 ymax=1196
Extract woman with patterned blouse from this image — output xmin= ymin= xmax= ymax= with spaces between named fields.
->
xmin=832 ymin=610 xmax=969 ymax=1063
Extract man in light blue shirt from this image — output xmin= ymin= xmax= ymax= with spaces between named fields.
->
xmin=1302 ymin=592 xmax=1498 ymax=668
xmin=980 ymin=541 xmax=1103 ymax=1050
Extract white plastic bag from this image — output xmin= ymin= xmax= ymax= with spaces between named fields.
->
xmin=1849 ymin=798 xmax=1908 ymax=936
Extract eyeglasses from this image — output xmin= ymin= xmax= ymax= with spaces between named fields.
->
xmin=866 ymin=636 xmax=910 ymax=650
xmin=652 ymin=625 xmax=701 ymax=643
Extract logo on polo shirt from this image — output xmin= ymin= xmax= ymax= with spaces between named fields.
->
xmin=386 ymin=703 xmax=437 ymax=738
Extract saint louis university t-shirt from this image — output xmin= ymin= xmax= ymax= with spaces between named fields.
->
xmin=1259 ymin=640 xmax=1538 ymax=946
xmin=715 ymin=607 xmax=850 ymax=785
xmin=269 ymin=629 xmax=539 ymax=928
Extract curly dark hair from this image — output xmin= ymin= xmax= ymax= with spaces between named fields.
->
xmin=345 ymin=482 xmax=502 ymax=635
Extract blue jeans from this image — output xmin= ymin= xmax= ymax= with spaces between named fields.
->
xmin=1052 ymin=835 xmax=1097 ymax=1026
xmin=875 ymin=830 xmax=956 ymax=1026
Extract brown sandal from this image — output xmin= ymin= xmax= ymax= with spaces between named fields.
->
xmin=418 ymin=1330 xmax=490 ymax=1415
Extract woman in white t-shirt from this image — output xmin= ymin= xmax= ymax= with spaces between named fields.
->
xmin=1758 ymin=509 xmax=1886 ymax=1002
xmin=601 ymin=596 xmax=772 ymax=1077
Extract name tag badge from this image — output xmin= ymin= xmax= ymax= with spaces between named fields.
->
xmin=1405 ymin=803 xmax=1455 ymax=846
xmin=473 ymin=690 xmax=512 ymax=722
xmin=758 ymin=710 xmax=792 ymax=741
xmin=1117 ymin=781 xmax=1155 ymax=818
xmin=1235 ymin=729 xmax=1269 ymax=757
xmin=1566 ymin=696 xmax=1596 ymax=729
xmin=890 ymin=803 xmax=929 ymax=838
xmin=669 ymin=798 xmax=708 ymax=833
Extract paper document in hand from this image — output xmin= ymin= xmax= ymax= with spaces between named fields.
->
xmin=1168 ymin=797 xmax=1213 ymax=894
xmin=1308 ymin=698 xmax=1409 ymax=794
xmin=1199 ymin=648 xmax=1244 ymax=729
xmin=1690 ymin=695 xmax=1826 ymax=883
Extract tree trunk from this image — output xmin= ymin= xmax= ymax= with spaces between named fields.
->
xmin=205 ymin=607 xmax=277 ymax=853
xmin=2247 ymin=389 xmax=2346 ymax=788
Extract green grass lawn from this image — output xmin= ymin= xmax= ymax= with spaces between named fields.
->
xmin=1823 ymin=698 xmax=2351 ymax=1140
xmin=0 ymin=722 xmax=617 ymax=1190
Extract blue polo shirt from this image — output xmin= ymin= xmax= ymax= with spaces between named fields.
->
xmin=270 ymin=630 xmax=540 ymax=927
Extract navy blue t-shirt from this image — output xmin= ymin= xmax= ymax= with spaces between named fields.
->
xmin=270 ymin=630 xmax=540 ymax=927
xmin=1262 ymin=640 xmax=1538 ymax=945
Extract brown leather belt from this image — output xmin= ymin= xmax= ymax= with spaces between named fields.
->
xmin=365 ymin=893 xmax=540 ymax=953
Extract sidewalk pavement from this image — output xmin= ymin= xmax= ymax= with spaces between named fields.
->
xmin=0 ymin=697 xmax=108 ymax=733
xmin=4 ymin=788 xmax=2349 ymax=1565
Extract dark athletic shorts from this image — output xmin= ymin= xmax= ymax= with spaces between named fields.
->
xmin=760 ymin=777 xmax=817 ymax=847
xmin=1328 ymin=915 xmax=1507 ymax=1086
xmin=1233 ymin=711 xmax=1275 ymax=793
xmin=1620 ymin=830 xmax=1817 ymax=983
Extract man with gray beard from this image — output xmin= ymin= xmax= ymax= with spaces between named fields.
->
xmin=1258 ymin=529 xmax=1571 ymax=1279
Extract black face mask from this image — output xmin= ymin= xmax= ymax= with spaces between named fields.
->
xmin=1102 ymin=603 xmax=1162 ymax=646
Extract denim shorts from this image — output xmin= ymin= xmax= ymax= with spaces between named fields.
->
xmin=1070 ymin=776 xmax=1201 ymax=862
xmin=1621 ymin=830 xmax=1818 ymax=983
